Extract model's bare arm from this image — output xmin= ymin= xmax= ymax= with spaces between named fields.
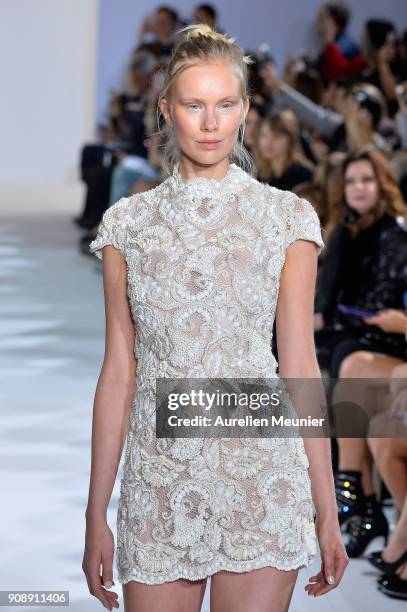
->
xmin=276 ymin=240 xmax=336 ymax=518
xmin=86 ymin=244 xmax=137 ymax=520
xmin=83 ymin=245 xmax=136 ymax=610
xmin=276 ymin=239 xmax=348 ymax=597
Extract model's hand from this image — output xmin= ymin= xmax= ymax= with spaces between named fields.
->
xmin=305 ymin=517 xmax=349 ymax=597
xmin=82 ymin=517 xmax=119 ymax=610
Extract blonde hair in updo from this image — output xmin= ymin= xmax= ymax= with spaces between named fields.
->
xmin=156 ymin=23 xmax=255 ymax=176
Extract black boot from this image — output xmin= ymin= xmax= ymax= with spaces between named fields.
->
xmin=345 ymin=494 xmax=389 ymax=558
xmin=334 ymin=469 xmax=365 ymax=531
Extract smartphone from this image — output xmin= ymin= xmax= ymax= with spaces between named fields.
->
xmin=337 ymin=304 xmax=377 ymax=318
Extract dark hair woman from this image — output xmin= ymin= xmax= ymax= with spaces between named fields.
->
xmin=257 ymin=110 xmax=314 ymax=190
xmin=314 ymin=149 xmax=407 ymax=555
xmin=316 ymin=149 xmax=407 ymax=369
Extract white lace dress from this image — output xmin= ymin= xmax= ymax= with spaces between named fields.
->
xmin=89 ymin=162 xmax=325 ymax=585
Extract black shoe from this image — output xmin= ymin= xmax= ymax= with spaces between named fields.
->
xmin=334 ymin=469 xmax=365 ymax=531
xmin=345 ymin=495 xmax=389 ymax=558
xmin=377 ymin=573 xmax=407 ymax=600
xmin=367 ymin=548 xmax=407 ymax=573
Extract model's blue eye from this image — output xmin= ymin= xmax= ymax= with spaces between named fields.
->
xmin=187 ymin=102 xmax=234 ymax=110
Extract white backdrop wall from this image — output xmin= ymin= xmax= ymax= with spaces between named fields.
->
xmin=97 ymin=0 xmax=407 ymax=125
xmin=0 ymin=0 xmax=98 ymax=184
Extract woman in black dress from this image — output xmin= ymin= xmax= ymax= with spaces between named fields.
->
xmin=314 ymin=149 xmax=407 ymax=555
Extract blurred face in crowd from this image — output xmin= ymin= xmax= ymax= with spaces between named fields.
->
xmin=317 ymin=6 xmax=338 ymax=42
xmin=193 ymin=8 xmax=215 ymax=28
xmin=344 ymin=159 xmax=379 ymax=214
xmin=160 ymin=62 xmax=249 ymax=166
xmin=383 ymin=31 xmax=398 ymax=62
xmin=154 ymin=10 xmax=176 ymax=42
xmin=244 ymin=107 xmax=261 ymax=148
xmin=258 ymin=121 xmax=289 ymax=162
xmin=361 ymin=27 xmax=398 ymax=62
xmin=130 ymin=65 xmax=151 ymax=93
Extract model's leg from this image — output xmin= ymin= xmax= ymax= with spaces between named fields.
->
xmin=210 ymin=567 xmax=299 ymax=612
xmin=122 ymin=577 xmax=208 ymax=612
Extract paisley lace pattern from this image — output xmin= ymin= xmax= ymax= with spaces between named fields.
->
xmin=89 ymin=162 xmax=325 ymax=585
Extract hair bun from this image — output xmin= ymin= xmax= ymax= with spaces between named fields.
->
xmin=179 ymin=23 xmax=225 ymax=42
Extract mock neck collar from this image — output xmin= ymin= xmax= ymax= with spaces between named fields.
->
xmin=168 ymin=162 xmax=249 ymax=197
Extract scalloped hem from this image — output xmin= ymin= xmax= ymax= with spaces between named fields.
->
xmin=117 ymin=550 xmax=317 ymax=586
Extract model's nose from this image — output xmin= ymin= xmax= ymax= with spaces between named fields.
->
xmin=202 ymin=112 xmax=218 ymax=131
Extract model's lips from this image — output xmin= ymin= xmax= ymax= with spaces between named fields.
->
xmin=196 ymin=139 xmax=223 ymax=149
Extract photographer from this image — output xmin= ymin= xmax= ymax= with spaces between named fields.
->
xmin=262 ymin=60 xmax=394 ymax=158
xmin=360 ymin=19 xmax=402 ymax=117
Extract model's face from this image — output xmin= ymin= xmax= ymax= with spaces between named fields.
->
xmin=344 ymin=160 xmax=379 ymax=214
xmin=160 ymin=62 xmax=249 ymax=165
xmin=244 ymin=108 xmax=261 ymax=148
xmin=258 ymin=122 xmax=289 ymax=161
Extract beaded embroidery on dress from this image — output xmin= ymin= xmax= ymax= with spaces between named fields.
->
xmin=89 ymin=161 xmax=325 ymax=585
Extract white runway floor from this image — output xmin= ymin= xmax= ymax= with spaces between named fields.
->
xmin=0 ymin=210 xmax=404 ymax=611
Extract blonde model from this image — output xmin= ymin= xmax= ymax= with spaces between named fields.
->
xmin=82 ymin=23 xmax=348 ymax=612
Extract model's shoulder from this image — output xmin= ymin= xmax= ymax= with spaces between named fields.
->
xmin=101 ymin=191 xmax=152 ymax=230
xmin=131 ymin=176 xmax=174 ymax=205
xmin=258 ymin=181 xmax=301 ymax=213
xmin=109 ymin=180 xmax=168 ymax=215
xmin=263 ymin=184 xmax=318 ymax=215
xmin=238 ymin=172 xmax=279 ymax=200
xmin=106 ymin=193 xmax=139 ymax=215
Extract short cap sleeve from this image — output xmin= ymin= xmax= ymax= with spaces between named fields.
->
xmin=89 ymin=197 xmax=130 ymax=260
xmin=282 ymin=193 xmax=325 ymax=255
